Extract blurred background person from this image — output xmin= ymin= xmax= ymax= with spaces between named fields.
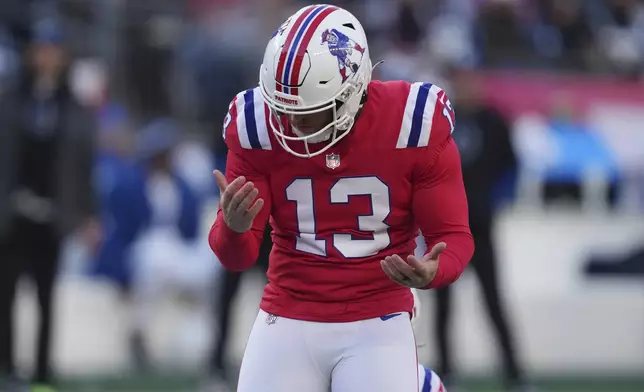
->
xmin=432 ymin=66 xmax=527 ymax=391
xmin=0 ymin=17 xmax=98 ymax=391
xmin=89 ymin=103 xmax=136 ymax=297
xmin=376 ymin=0 xmax=435 ymax=82
xmin=537 ymin=94 xmax=620 ymax=209
xmin=94 ymin=118 xmax=215 ymax=371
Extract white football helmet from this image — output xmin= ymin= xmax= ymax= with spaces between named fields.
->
xmin=259 ymin=4 xmax=372 ymax=158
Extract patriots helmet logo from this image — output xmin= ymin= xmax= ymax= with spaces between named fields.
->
xmin=321 ymin=28 xmax=365 ymax=82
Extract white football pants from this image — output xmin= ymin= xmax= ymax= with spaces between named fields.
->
xmin=237 ymin=309 xmax=418 ymax=392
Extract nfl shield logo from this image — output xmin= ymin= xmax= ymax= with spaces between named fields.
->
xmin=266 ymin=313 xmax=278 ymax=325
xmin=326 ymin=153 xmax=341 ymax=169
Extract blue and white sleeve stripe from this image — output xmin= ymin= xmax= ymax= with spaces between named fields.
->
xmin=235 ymin=88 xmax=272 ymax=150
xmin=397 ymin=82 xmax=442 ymax=149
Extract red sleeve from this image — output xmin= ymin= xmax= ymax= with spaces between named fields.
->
xmin=412 ymin=89 xmax=474 ymax=289
xmin=208 ymin=95 xmax=272 ymax=272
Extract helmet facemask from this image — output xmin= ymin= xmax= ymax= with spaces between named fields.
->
xmin=260 ymin=53 xmax=372 ymax=158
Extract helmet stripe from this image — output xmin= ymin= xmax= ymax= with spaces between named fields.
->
xmin=276 ymin=5 xmax=338 ymax=96
xmin=282 ymin=5 xmax=328 ymax=94
xmin=275 ymin=5 xmax=316 ymax=94
xmin=288 ymin=5 xmax=338 ymax=95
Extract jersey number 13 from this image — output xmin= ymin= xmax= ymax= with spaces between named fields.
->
xmin=285 ymin=176 xmax=390 ymax=258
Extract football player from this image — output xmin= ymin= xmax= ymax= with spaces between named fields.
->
xmin=209 ymin=4 xmax=473 ymax=392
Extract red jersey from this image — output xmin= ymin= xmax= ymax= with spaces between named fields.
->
xmin=209 ymin=80 xmax=474 ymax=322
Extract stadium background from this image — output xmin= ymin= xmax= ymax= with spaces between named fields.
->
xmin=1 ymin=0 xmax=643 ymax=391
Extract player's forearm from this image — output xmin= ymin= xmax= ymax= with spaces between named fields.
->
xmin=423 ymin=231 xmax=474 ymax=289
xmin=209 ymin=215 xmax=262 ymax=272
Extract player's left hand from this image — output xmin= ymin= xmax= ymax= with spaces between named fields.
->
xmin=380 ymin=242 xmax=446 ymax=288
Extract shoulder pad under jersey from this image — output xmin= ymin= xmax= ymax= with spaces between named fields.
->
xmin=395 ymin=82 xmax=455 ymax=150
xmin=222 ymin=87 xmax=273 ymax=152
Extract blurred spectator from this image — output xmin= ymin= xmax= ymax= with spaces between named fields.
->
xmin=121 ymin=1 xmax=184 ymax=125
xmin=539 ymin=95 xmax=619 ymax=209
xmin=90 ymin=103 xmax=136 ymax=294
xmin=426 ymin=12 xmax=477 ymax=71
xmin=0 ymin=18 xmax=97 ymax=391
xmin=377 ymin=0 xmax=443 ymax=83
xmin=594 ymin=0 xmax=644 ymax=77
xmin=95 ymin=118 xmax=214 ymax=371
xmin=533 ymin=0 xmax=595 ymax=71
xmin=431 ymin=66 xmax=528 ymax=391
xmin=476 ymin=0 xmax=538 ymax=68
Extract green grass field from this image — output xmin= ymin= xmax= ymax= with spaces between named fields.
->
xmin=56 ymin=374 xmax=644 ymax=392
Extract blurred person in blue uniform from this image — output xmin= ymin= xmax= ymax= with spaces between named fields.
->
xmin=94 ymin=118 xmax=216 ymax=370
xmin=90 ymin=103 xmax=136 ymax=293
xmin=540 ymin=95 xmax=620 ymax=207
xmin=0 ymin=19 xmax=98 ymax=392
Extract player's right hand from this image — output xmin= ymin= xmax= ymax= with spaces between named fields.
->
xmin=214 ymin=170 xmax=264 ymax=233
